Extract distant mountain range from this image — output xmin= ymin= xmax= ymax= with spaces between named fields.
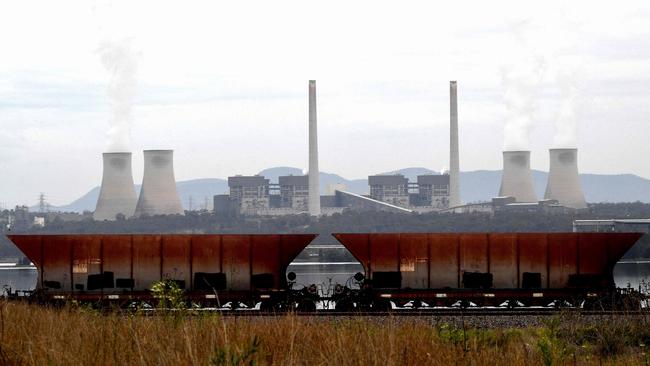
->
xmin=38 ymin=167 xmax=650 ymax=213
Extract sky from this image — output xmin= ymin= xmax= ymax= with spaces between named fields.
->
xmin=0 ymin=0 xmax=649 ymax=207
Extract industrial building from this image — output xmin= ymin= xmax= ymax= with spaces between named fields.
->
xmin=215 ymin=171 xmax=453 ymax=216
xmin=573 ymin=219 xmax=650 ymax=233
xmin=279 ymin=175 xmax=309 ymax=210
xmin=226 ymin=175 xmax=271 ymax=214
xmin=85 ymin=78 xmax=595 ymax=220
xmin=218 ymin=174 xmax=315 ymax=216
xmin=213 ymin=80 xmax=461 ymax=217
xmin=365 ymin=174 xmax=451 ymax=210
xmin=368 ymin=175 xmax=409 ymax=208
xmin=417 ymin=174 xmax=451 ymax=208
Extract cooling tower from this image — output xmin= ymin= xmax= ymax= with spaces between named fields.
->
xmin=134 ymin=150 xmax=184 ymax=217
xmin=544 ymin=148 xmax=587 ymax=209
xmin=449 ymin=81 xmax=461 ymax=207
xmin=94 ymin=152 xmax=137 ymax=220
xmin=498 ymin=150 xmax=537 ymax=202
xmin=308 ymin=80 xmax=321 ymax=216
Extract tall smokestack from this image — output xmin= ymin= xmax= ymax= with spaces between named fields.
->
xmin=544 ymin=148 xmax=587 ymax=209
xmin=498 ymin=150 xmax=537 ymax=202
xmin=308 ymin=80 xmax=321 ymax=216
xmin=134 ymin=150 xmax=184 ymax=217
xmin=449 ymin=81 xmax=461 ymax=207
xmin=94 ymin=152 xmax=137 ymax=220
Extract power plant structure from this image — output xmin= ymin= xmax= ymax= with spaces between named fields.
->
xmin=449 ymin=81 xmax=461 ymax=207
xmin=134 ymin=150 xmax=184 ymax=217
xmin=498 ymin=150 xmax=537 ymax=203
xmin=544 ymin=148 xmax=587 ymax=209
xmin=308 ymin=80 xmax=321 ymax=216
xmin=214 ymin=80 xmax=460 ymax=216
xmin=93 ymin=152 xmax=137 ymax=221
xmin=86 ymin=80 xmax=591 ymax=220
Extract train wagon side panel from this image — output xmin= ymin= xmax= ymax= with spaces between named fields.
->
xmin=102 ymin=235 xmax=133 ymax=289
xmin=221 ymin=235 xmax=251 ymax=291
xmin=369 ymin=234 xmax=400 ymax=273
xmin=251 ymin=235 xmax=281 ymax=289
xmin=162 ymin=235 xmax=191 ymax=289
xmin=548 ymin=233 xmax=578 ymax=288
xmin=132 ymin=235 xmax=162 ymax=291
xmin=488 ymin=233 xmax=518 ymax=288
xmin=191 ymin=235 xmax=222 ymax=290
xmin=71 ymin=236 xmax=102 ymax=293
xmin=459 ymin=234 xmax=489 ymax=287
xmin=7 ymin=235 xmax=43 ymax=288
xmin=429 ymin=233 xmax=460 ymax=288
xmin=280 ymin=235 xmax=318 ymax=269
xmin=42 ymin=236 xmax=73 ymax=292
xmin=399 ymin=233 xmax=429 ymax=289
xmin=332 ymin=234 xmax=370 ymax=275
xmin=518 ymin=234 xmax=549 ymax=289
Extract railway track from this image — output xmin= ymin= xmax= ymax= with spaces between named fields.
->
xmin=144 ymin=308 xmax=650 ymax=317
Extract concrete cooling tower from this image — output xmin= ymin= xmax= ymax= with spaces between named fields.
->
xmin=544 ymin=148 xmax=587 ymax=209
xmin=498 ymin=150 xmax=537 ymax=202
xmin=134 ymin=150 xmax=184 ymax=217
xmin=94 ymin=152 xmax=137 ymax=221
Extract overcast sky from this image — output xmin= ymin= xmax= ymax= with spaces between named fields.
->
xmin=1 ymin=1 xmax=649 ymax=207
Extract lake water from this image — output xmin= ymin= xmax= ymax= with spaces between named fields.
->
xmin=1 ymin=262 xmax=648 ymax=294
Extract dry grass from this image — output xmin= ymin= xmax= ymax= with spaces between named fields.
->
xmin=0 ymin=301 xmax=649 ymax=365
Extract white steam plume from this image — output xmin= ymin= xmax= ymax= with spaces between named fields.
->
xmin=98 ymin=38 xmax=139 ymax=152
xmin=500 ymin=20 xmax=546 ymax=151
xmin=553 ymin=66 xmax=581 ymax=148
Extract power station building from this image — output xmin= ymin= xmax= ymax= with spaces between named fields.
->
xmin=367 ymin=174 xmax=451 ymax=210
xmin=279 ymin=175 xmax=309 ymax=210
xmin=368 ymin=175 xmax=410 ymax=208
xmin=417 ymin=175 xmax=450 ymax=208
xmin=213 ymin=80 xmax=460 ymax=217
xmin=214 ymin=172 xmax=452 ymax=216
xmin=218 ymin=174 xmax=315 ymax=215
xmin=226 ymin=175 xmax=271 ymax=213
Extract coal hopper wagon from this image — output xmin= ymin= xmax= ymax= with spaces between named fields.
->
xmin=7 ymin=234 xmax=318 ymax=310
xmin=331 ymin=232 xmax=644 ymax=311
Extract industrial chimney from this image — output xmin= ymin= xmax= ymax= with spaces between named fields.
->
xmin=498 ymin=150 xmax=537 ymax=202
xmin=544 ymin=148 xmax=587 ymax=209
xmin=94 ymin=152 xmax=137 ymax=220
xmin=449 ymin=81 xmax=461 ymax=207
xmin=134 ymin=150 xmax=184 ymax=217
xmin=308 ymin=80 xmax=321 ymax=216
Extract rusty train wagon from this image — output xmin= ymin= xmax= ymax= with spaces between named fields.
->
xmin=7 ymin=234 xmax=316 ymax=309
xmin=332 ymin=232 xmax=644 ymax=310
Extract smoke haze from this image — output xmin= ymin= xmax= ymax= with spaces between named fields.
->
xmin=98 ymin=38 xmax=139 ymax=152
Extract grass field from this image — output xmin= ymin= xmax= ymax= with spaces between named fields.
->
xmin=1 ymin=301 xmax=650 ymax=365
